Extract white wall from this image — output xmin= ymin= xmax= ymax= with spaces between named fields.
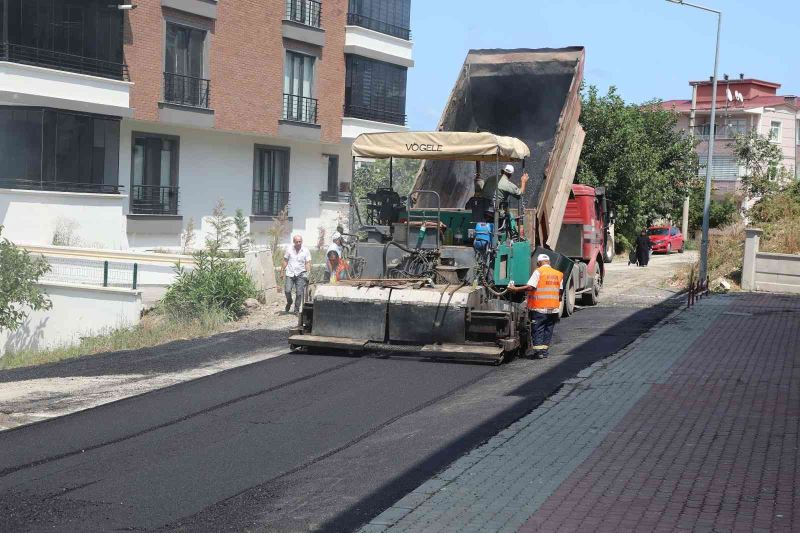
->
xmin=0 ymin=62 xmax=131 ymax=113
xmin=0 ymin=282 xmax=142 ymax=356
xmin=0 ymin=188 xmax=128 ymax=249
xmin=119 ymin=121 xmax=352 ymax=249
xmin=344 ymin=26 xmax=414 ymax=67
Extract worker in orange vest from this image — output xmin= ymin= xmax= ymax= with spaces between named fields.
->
xmin=508 ymin=253 xmax=564 ymax=359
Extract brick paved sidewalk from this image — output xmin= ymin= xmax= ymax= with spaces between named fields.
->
xmin=360 ymin=293 xmax=800 ymax=533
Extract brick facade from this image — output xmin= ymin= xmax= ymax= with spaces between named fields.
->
xmin=124 ymin=0 xmax=346 ymax=143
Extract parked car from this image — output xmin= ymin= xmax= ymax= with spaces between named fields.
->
xmin=647 ymin=225 xmax=684 ymax=254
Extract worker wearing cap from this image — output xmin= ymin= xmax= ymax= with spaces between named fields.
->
xmin=476 ymin=164 xmax=529 ymax=233
xmin=324 ymin=231 xmax=345 ymax=282
xmin=508 ymin=254 xmax=564 ymax=359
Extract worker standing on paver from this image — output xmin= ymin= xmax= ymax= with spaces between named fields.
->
xmin=508 ymin=254 xmax=564 ymax=359
xmin=476 ymin=164 xmax=529 ymax=232
xmin=283 ymin=234 xmax=311 ymax=314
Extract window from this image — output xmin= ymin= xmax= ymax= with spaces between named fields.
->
xmin=130 ymin=133 xmax=179 ymax=215
xmin=320 ymin=154 xmax=340 ymax=201
xmin=283 ymin=51 xmax=317 ymax=123
xmin=698 ymin=155 xmax=739 ymax=181
xmin=796 ymin=120 xmax=800 ymax=145
xmin=285 ymin=0 xmax=321 ymax=28
xmin=164 ymin=22 xmax=209 ymax=108
xmin=0 ymin=106 xmax=119 ymax=192
xmin=344 ymin=55 xmax=407 ymax=125
xmin=253 ymin=146 xmax=290 ymax=216
xmin=670 ymin=228 xmax=678 ymax=236
xmin=2 ymin=0 xmax=125 ymax=79
xmin=770 ymin=121 xmax=781 ymax=142
xmin=347 ymin=0 xmax=411 ymax=40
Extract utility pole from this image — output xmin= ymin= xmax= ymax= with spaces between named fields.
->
xmin=683 ymin=83 xmax=698 ymax=241
xmin=666 ymin=0 xmax=721 ymax=282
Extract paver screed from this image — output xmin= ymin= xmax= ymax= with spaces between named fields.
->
xmin=360 ymin=293 xmax=800 ymax=532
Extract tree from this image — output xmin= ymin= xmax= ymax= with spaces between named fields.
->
xmin=0 ymin=226 xmax=52 ymax=332
xmin=576 ymin=86 xmax=699 ymax=247
xmin=233 ymin=208 xmax=251 ymax=258
xmin=687 ymin=189 xmax=739 ymax=234
xmin=729 ymin=130 xmax=792 ymax=199
xmin=206 ymin=198 xmax=233 ymax=256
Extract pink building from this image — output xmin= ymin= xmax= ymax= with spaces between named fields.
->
xmin=662 ymin=76 xmax=799 ymax=197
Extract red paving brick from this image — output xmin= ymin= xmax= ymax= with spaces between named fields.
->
xmin=519 ymin=294 xmax=800 ymax=533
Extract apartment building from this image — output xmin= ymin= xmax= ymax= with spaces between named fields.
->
xmin=0 ymin=0 xmax=413 ymax=250
xmin=662 ymin=76 xmax=798 ymax=197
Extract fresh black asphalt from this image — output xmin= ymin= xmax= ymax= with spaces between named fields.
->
xmin=0 ymin=296 xmax=682 ymax=532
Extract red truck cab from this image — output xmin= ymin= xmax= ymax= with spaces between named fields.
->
xmin=555 ymin=184 xmax=614 ymax=315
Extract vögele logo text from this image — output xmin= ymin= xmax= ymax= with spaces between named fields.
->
xmin=405 ymin=143 xmax=444 ymax=152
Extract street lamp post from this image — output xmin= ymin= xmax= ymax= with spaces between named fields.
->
xmin=666 ymin=0 xmax=721 ymax=283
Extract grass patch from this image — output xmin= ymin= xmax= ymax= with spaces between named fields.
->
xmin=0 ymin=309 xmax=228 ymax=371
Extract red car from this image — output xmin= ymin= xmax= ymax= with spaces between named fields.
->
xmin=647 ymin=225 xmax=684 ymax=254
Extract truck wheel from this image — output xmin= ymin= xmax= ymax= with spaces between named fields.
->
xmin=561 ymin=276 xmax=576 ymax=317
xmin=603 ymin=234 xmax=615 ymax=263
xmin=581 ymin=263 xmax=601 ymax=306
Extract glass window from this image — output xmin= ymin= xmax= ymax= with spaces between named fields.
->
xmin=4 ymin=0 xmax=124 ymax=78
xmin=348 ymin=0 xmax=411 ymax=39
xmin=327 ymin=155 xmax=339 ymax=194
xmin=130 ymin=133 xmax=179 ymax=214
xmin=698 ymin=155 xmax=739 ymax=181
xmin=770 ymin=121 xmax=781 ymax=142
xmin=796 ymin=120 xmax=800 ymax=145
xmin=253 ymin=146 xmax=290 ymax=216
xmin=344 ymin=55 xmax=407 ymax=125
xmin=165 ymin=23 xmax=205 ymax=78
xmin=284 ymin=51 xmax=315 ymax=122
xmin=0 ymin=108 xmax=43 ymax=184
xmin=647 ymin=228 xmax=669 ymax=236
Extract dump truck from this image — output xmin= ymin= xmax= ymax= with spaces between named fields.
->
xmin=289 ymin=47 xmax=610 ymax=364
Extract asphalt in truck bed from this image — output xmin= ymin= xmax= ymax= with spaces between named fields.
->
xmin=0 ymin=267 xmax=685 ymax=532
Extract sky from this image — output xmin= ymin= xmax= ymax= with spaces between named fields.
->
xmin=406 ymin=0 xmax=799 ymax=130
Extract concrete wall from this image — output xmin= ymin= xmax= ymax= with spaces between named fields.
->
xmin=119 ymin=120 xmax=352 ymax=249
xmin=0 ymin=188 xmax=128 ymax=249
xmin=741 ymin=227 xmax=800 ymax=294
xmin=0 ymin=282 xmax=142 ymax=357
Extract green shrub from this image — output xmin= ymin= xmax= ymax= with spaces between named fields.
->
xmin=0 ymin=226 xmax=52 ymax=332
xmin=162 ymin=251 xmax=257 ymax=320
xmin=615 ymin=233 xmax=631 ymax=254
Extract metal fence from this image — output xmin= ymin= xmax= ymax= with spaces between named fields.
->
xmin=164 ymin=72 xmax=211 ymax=108
xmin=131 ymin=185 xmax=180 ymax=215
xmin=40 ymin=256 xmax=139 ymax=290
xmin=0 ymin=41 xmax=129 ymax=80
xmin=286 ymin=0 xmax=322 ymax=27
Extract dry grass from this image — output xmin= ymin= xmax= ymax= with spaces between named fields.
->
xmin=0 ymin=309 xmax=229 ymax=371
xmin=670 ymin=223 xmax=746 ymax=290
xmin=760 ymin=217 xmax=800 ymax=255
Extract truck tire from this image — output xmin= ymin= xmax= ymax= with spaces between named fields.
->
xmin=603 ymin=234 xmax=615 ymax=263
xmin=581 ymin=263 xmax=601 ymax=306
xmin=561 ymin=275 xmax=576 ymax=317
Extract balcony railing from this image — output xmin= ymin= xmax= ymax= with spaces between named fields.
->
xmin=0 ymin=178 xmax=122 ymax=194
xmin=0 ymin=42 xmax=129 ymax=80
xmin=253 ymin=190 xmax=290 ymax=217
xmin=693 ymin=124 xmax=750 ymax=140
xmin=285 ymin=0 xmax=322 ymax=28
xmin=164 ymin=72 xmax=211 ymax=109
xmin=131 ymin=185 xmax=179 ymax=215
xmin=283 ymin=94 xmax=319 ymax=124
xmin=343 ymin=104 xmax=406 ymax=126
xmin=346 ymin=13 xmax=411 ymax=40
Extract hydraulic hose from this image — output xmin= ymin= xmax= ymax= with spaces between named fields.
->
xmin=382 ymin=240 xmax=417 ymax=277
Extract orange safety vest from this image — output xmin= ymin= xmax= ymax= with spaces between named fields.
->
xmin=527 ymin=265 xmax=563 ymax=310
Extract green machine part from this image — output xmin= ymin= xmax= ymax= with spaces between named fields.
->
xmin=399 ymin=209 xmax=475 ymax=242
xmin=493 ymin=240 xmax=532 ymax=286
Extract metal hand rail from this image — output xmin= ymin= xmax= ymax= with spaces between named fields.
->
xmin=285 ymin=0 xmax=322 ymax=28
xmin=253 ymin=190 xmax=290 ymax=217
xmin=283 ymin=93 xmax=319 ymax=124
xmin=0 ymin=42 xmax=129 ymax=80
xmin=343 ymin=103 xmax=406 ymax=126
xmin=0 ymin=178 xmax=122 ymax=194
xmin=164 ymin=72 xmax=211 ymax=108
xmin=346 ymin=12 xmax=411 ymax=40
xmin=131 ymin=185 xmax=180 ymax=215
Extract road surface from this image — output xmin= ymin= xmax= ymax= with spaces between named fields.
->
xmin=0 ymin=253 xmax=693 ymax=532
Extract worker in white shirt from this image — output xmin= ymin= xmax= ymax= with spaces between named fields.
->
xmin=283 ymin=234 xmax=312 ymax=314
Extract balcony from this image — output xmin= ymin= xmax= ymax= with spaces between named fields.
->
xmin=0 ymin=42 xmax=128 ymax=81
xmin=693 ymin=124 xmax=750 ymax=140
xmin=285 ymin=0 xmax=322 ymax=28
xmin=131 ymin=185 xmax=179 ymax=215
xmin=253 ymin=190 xmax=290 ymax=217
xmin=283 ymin=94 xmax=318 ymax=124
xmin=346 ymin=13 xmax=411 ymax=40
xmin=343 ymin=104 xmax=406 ymax=126
xmin=163 ymin=73 xmax=211 ymax=109
xmin=0 ymin=178 xmax=122 ymax=195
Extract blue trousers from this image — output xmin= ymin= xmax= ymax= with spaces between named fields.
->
xmin=530 ymin=311 xmax=558 ymax=357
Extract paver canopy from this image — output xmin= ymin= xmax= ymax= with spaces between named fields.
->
xmin=351 ymin=131 xmax=530 ymax=162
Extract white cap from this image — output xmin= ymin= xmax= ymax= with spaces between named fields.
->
xmin=332 ymin=232 xmax=342 ymax=241
xmin=537 ymin=253 xmax=551 ymax=262
xmin=503 ymin=164 xmax=514 ymax=175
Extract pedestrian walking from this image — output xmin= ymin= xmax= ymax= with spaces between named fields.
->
xmin=507 ymin=253 xmax=564 ymax=359
xmin=635 ymin=229 xmax=651 ymax=267
xmin=283 ymin=234 xmax=311 ymax=314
